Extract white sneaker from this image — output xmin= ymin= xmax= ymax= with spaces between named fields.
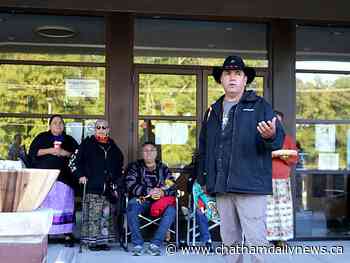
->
xmin=147 ymin=243 xmax=161 ymax=256
xmin=132 ymin=245 xmax=144 ymax=256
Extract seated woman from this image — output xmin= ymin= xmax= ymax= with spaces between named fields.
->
xmin=75 ymin=120 xmax=124 ymax=251
xmin=29 ymin=114 xmax=78 ymax=246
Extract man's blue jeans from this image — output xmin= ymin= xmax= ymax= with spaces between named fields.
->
xmin=196 ymin=209 xmax=211 ymax=242
xmin=127 ymin=197 xmax=176 ymax=247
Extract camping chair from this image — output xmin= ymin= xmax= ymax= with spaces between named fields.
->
xmin=122 ymin=193 xmax=179 ymax=251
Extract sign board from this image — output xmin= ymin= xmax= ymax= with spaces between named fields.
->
xmin=155 ymin=123 xmax=188 ymax=145
xmin=318 ymin=153 xmax=339 ymax=170
xmin=65 ymin=79 xmax=99 ymax=98
xmin=315 ymin=124 xmax=336 ymax=152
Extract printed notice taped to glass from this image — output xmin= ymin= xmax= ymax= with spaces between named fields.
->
xmin=66 ymin=122 xmax=83 ymax=144
xmin=318 ymin=153 xmax=339 ymax=170
xmin=65 ymin=79 xmax=99 ymax=98
xmin=155 ymin=123 xmax=188 ymax=145
xmin=315 ymin=124 xmax=336 ymax=152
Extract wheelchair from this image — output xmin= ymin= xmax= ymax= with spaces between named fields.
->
xmin=186 ymin=192 xmax=220 ymax=246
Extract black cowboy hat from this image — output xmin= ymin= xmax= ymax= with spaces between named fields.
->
xmin=212 ymin=55 xmax=256 ymax=84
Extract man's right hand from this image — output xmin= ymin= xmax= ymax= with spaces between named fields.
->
xmin=149 ymin=188 xmax=163 ymax=200
xmin=79 ymin=177 xmax=87 ymax=184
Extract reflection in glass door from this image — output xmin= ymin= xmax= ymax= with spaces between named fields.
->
xmin=134 ymin=67 xmax=199 ymax=168
xmin=134 ymin=66 xmax=268 ymax=167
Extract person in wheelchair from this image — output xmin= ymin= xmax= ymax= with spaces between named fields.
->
xmin=186 ymin=152 xmax=216 ymax=251
xmin=192 ymin=181 xmax=218 ymax=252
xmin=125 ymin=141 xmax=176 ymax=256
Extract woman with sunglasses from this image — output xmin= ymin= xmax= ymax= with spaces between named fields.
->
xmin=29 ymin=114 xmax=79 ymax=247
xmin=74 ymin=119 xmax=124 ymax=251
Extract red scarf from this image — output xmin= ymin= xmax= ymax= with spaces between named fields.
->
xmin=95 ymin=135 xmax=109 ymax=144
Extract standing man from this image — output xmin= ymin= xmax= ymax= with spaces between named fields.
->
xmin=198 ymin=56 xmax=284 ymax=263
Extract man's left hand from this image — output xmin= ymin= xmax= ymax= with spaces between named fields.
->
xmin=257 ymin=117 xmax=277 ymax=139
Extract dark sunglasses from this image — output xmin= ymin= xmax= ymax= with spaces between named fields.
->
xmin=96 ymin=126 xmax=108 ymax=130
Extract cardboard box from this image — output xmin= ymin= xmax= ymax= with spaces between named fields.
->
xmin=0 ymin=210 xmax=53 ymax=263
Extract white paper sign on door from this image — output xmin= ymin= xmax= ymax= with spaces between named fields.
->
xmin=315 ymin=124 xmax=336 ymax=152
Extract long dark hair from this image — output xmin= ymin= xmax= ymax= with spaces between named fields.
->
xmin=48 ymin=114 xmax=65 ymax=135
xmin=49 ymin=114 xmax=65 ymax=125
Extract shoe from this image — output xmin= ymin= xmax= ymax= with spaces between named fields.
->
xmin=273 ymin=240 xmax=287 ymax=247
xmin=147 ymin=243 xmax=161 ymax=256
xmin=88 ymin=244 xmax=101 ymax=251
xmin=132 ymin=245 xmax=144 ymax=256
xmin=179 ymin=240 xmax=187 ymax=249
xmin=205 ymin=242 xmax=214 ymax=253
xmin=277 ymin=241 xmax=287 ymax=247
xmin=64 ymin=235 xmax=75 ymax=248
xmin=99 ymin=244 xmax=111 ymax=251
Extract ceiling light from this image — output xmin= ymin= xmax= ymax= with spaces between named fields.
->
xmin=35 ymin=26 xmax=76 ymax=38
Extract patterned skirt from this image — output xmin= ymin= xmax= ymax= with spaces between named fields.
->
xmin=40 ymin=181 xmax=75 ymax=235
xmin=80 ymin=194 xmax=116 ymax=245
xmin=266 ymin=178 xmax=294 ymax=241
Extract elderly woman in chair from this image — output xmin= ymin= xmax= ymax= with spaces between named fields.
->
xmin=125 ymin=141 xmax=176 ymax=256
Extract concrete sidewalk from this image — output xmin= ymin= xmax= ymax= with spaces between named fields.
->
xmin=48 ymin=241 xmax=350 ymax=263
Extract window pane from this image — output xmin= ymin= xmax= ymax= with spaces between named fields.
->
xmin=138 ymin=120 xmax=196 ymax=168
xmin=296 ymin=73 xmax=350 ymax=120
xmin=0 ymin=117 xmax=97 ymax=159
xmin=0 ymin=65 xmax=105 ymax=115
xmin=294 ymin=171 xmax=350 ymax=238
xmin=139 ymin=74 xmax=196 ymax=116
xmin=296 ymin=123 xmax=350 ymax=170
xmin=208 ymin=76 xmax=264 ymax=106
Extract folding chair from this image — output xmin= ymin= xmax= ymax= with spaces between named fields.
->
xmin=186 ymin=193 xmax=220 ymax=246
xmin=123 ymin=194 xmax=179 ymax=250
